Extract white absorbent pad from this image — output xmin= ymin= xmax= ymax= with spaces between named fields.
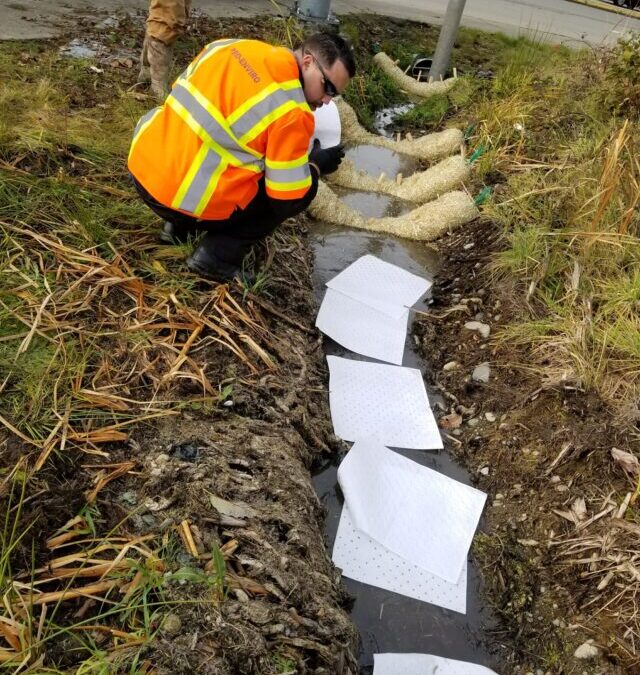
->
xmin=332 ymin=503 xmax=468 ymax=613
xmin=316 ymin=288 xmax=408 ymax=365
xmin=337 ymin=440 xmax=486 ymax=584
xmin=310 ymin=99 xmax=341 ymax=151
xmin=326 ymin=254 xmax=432 ymax=319
xmin=327 ymin=355 xmax=442 ymax=449
xmin=373 ymin=653 xmax=498 ymax=675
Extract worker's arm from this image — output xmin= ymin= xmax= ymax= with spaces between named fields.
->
xmin=265 ymin=108 xmax=345 ymax=218
xmin=263 ymin=106 xmax=317 ymax=216
xmin=268 ymin=164 xmax=320 ymax=220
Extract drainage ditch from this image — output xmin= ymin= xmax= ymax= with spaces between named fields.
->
xmin=309 ymin=144 xmax=498 ymax=673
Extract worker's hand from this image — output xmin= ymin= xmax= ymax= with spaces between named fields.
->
xmin=309 ymin=139 xmax=344 ymax=176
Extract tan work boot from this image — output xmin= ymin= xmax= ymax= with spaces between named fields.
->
xmin=137 ymin=35 xmax=151 ymax=84
xmin=147 ymin=36 xmax=173 ymax=100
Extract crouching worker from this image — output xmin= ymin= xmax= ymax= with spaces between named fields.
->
xmin=128 ymin=32 xmax=355 ymax=281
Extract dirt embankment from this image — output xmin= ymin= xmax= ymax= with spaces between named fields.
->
xmin=415 ymin=219 xmax=636 ymax=674
xmin=1 ymin=218 xmax=358 ymax=673
xmin=109 ymin=231 xmax=358 ymax=674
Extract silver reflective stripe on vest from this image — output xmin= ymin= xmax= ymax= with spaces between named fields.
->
xmin=176 ymin=148 xmax=224 ymax=214
xmin=265 ymin=162 xmax=310 ymax=185
xmin=169 ymin=84 xmax=260 ymax=168
xmin=230 ymin=86 xmax=306 ymax=139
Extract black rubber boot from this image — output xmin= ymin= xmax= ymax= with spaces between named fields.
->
xmin=159 ymin=221 xmax=198 ymax=244
xmin=186 ymin=242 xmax=242 ymax=282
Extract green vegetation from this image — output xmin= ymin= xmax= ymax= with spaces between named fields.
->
xmin=1 ymin=8 xmax=639 ymax=670
xmin=0 ymin=27 xmax=275 ymax=671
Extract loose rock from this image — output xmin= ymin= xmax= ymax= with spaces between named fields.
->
xmin=573 ymin=641 xmax=600 ymax=660
xmin=464 ymin=320 xmax=491 ymax=339
xmin=472 ymin=362 xmax=491 ymax=383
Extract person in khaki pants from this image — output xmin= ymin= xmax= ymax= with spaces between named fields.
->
xmin=138 ymin=0 xmax=191 ymax=99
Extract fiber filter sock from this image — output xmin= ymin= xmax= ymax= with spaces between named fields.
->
xmin=373 ymin=52 xmax=458 ymax=99
xmin=336 ymin=98 xmax=463 ymax=162
xmin=327 ymin=154 xmax=471 ymax=205
xmin=310 ymin=182 xmax=478 ymax=242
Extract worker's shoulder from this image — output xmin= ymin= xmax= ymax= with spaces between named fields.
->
xmin=257 ymin=41 xmax=298 ymax=79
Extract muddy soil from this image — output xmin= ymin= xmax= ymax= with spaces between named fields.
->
xmin=2 ymin=219 xmax=359 ymax=673
xmin=414 ymin=218 xmax=638 ymax=673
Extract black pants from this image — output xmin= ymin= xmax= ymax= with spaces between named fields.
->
xmin=132 ymin=175 xmax=317 ymax=266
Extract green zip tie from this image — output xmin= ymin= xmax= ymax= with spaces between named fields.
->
xmin=468 ymin=145 xmax=485 ymax=164
xmin=474 ymin=186 xmax=492 ymax=206
xmin=463 ymin=123 xmax=476 ymax=141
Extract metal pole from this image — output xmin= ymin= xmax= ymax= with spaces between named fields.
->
xmin=429 ymin=0 xmax=467 ymax=81
xmin=296 ymin=0 xmax=332 ymax=21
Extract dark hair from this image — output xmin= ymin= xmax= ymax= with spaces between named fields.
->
xmin=300 ymin=32 xmax=356 ymax=78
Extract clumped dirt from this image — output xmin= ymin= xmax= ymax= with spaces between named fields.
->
xmin=415 ymin=218 xmax=638 ymax=674
xmin=1 ymin=220 xmax=358 ymax=673
xmin=115 ymin=417 xmax=356 ymax=674
xmin=99 ymin=229 xmax=359 ymax=674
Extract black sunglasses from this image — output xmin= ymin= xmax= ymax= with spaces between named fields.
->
xmin=306 ymin=51 xmax=339 ymax=97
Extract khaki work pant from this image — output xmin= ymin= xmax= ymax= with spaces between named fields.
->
xmin=146 ymin=0 xmax=191 ymax=46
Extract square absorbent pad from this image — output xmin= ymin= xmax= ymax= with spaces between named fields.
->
xmin=332 ymin=503 xmax=467 ymax=613
xmin=337 ymin=440 xmax=487 ymax=585
xmin=326 ymin=254 xmax=432 ymax=319
xmin=373 ymin=653 xmax=498 ymax=675
xmin=316 ymin=288 xmax=409 ymax=365
xmin=327 ymin=355 xmax=442 ymax=449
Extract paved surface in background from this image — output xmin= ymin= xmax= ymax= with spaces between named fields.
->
xmin=0 ymin=0 xmax=639 ymax=43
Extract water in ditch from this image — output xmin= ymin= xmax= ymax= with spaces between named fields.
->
xmin=309 ymin=145 xmax=498 ymax=673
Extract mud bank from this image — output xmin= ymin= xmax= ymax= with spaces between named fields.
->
xmin=413 ymin=219 xmax=633 ymax=674
xmin=89 ymin=229 xmax=361 ymax=674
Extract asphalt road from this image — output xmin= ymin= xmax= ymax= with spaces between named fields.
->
xmin=0 ymin=0 xmax=638 ymax=44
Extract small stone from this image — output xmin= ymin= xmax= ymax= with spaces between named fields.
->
xmin=170 ymin=442 xmax=199 ymax=462
xmin=162 ymin=613 xmax=182 ymax=635
xmin=464 ymin=321 xmax=491 ymax=339
xmin=440 ymin=412 xmax=463 ymax=430
xmin=144 ymin=496 xmax=173 ymax=512
xmin=233 ymin=588 xmax=250 ymax=603
xmin=443 ymin=360 xmax=459 ymax=372
xmin=479 ymin=466 xmax=489 ymax=476
xmin=574 ymin=641 xmax=600 ymax=660
xmin=472 ymin=362 xmax=491 ymax=383
xmin=119 ymin=490 xmax=137 ymax=506
xmin=467 ymin=417 xmax=480 ymax=428
xmin=550 ymin=475 xmax=561 ymax=484
xmin=485 ymin=412 xmax=496 ymax=422
xmin=495 ymin=493 xmax=504 ymax=500
xmin=463 ymin=242 xmax=475 ymax=250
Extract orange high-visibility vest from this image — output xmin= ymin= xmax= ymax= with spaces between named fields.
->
xmin=128 ymin=38 xmax=315 ymax=220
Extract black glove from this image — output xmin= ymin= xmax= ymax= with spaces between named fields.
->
xmin=309 ymin=139 xmax=344 ymax=176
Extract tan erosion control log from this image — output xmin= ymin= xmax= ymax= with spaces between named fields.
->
xmin=336 ymin=98 xmax=463 ymax=162
xmin=373 ymin=52 xmax=457 ymax=99
xmin=327 ymin=154 xmax=471 ymax=205
xmin=310 ymin=181 xmax=478 ymax=242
